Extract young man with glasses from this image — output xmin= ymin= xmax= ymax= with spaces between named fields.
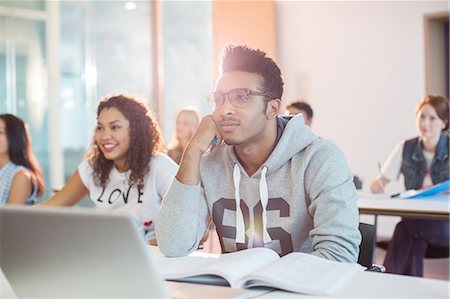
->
xmin=157 ymin=45 xmax=360 ymax=262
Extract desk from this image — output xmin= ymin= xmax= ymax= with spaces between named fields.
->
xmin=259 ymin=271 xmax=449 ymax=298
xmin=0 ymin=268 xmax=265 ymax=299
xmin=2 ymin=266 xmax=449 ymax=298
xmin=358 ymin=193 xmax=449 ymax=220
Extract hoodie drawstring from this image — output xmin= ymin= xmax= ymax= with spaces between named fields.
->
xmin=233 ymin=164 xmax=272 ymax=244
xmin=259 ymin=166 xmax=272 ymax=243
xmin=233 ymin=164 xmax=245 ymax=243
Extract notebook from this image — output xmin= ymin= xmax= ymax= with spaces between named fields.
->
xmin=0 ymin=205 xmax=170 ymax=298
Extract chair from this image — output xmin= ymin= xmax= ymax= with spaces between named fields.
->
xmin=358 ymin=222 xmax=386 ymax=272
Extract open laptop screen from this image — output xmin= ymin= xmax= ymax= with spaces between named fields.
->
xmin=0 ymin=206 xmax=170 ymax=298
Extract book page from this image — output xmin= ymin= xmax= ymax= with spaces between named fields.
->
xmin=157 ymin=247 xmax=279 ymax=288
xmin=240 ymin=252 xmax=364 ymax=296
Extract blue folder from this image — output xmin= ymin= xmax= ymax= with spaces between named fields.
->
xmin=397 ymin=180 xmax=450 ymax=199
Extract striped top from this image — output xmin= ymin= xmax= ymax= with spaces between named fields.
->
xmin=0 ymin=162 xmax=37 ymax=205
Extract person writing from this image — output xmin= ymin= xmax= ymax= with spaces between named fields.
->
xmin=157 ymin=45 xmax=360 ymax=261
xmin=369 ymin=95 xmax=449 ymax=276
xmin=167 ymin=106 xmax=201 ymax=164
xmin=41 ymin=94 xmax=178 ymax=245
xmin=0 ymin=114 xmax=45 ymax=205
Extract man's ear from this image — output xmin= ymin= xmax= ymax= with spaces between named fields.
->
xmin=266 ymin=99 xmax=281 ymax=119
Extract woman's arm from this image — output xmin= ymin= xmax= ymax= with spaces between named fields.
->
xmin=40 ymin=170 xmax=89 ymax=206
xmin=370 ymin=141 xmax=404 ymax=193
xmin=7 ymin=171 xmax=33 ymax=205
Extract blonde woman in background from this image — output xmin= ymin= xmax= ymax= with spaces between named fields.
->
xmin=167 ymin=107 xmax=201 ymax=164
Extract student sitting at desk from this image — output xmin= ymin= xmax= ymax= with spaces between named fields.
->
xmin=370 ymin=95 xmax=449 ymax=277
xmin=157 ymin=45 xmax=361 ymax=262
xmin=41 ymin=95 xmax=178 ymax=245
xmin=0 ymin=114 xmax=45 ymax=205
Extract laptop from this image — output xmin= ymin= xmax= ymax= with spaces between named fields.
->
xmin=0 ymin=205 xmax=171 ymax=298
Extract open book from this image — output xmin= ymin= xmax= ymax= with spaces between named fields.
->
xmin=156 ymin=247 xmax=365 ymax=296
xmin=396 ymin=180 xmax=450 ymax=199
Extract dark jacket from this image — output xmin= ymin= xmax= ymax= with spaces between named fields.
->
xmin=401 ymin=135 xmax=449 ymax=190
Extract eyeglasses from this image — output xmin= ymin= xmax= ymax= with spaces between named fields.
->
xmin=207 ymin=88 xmax=273 ymax=110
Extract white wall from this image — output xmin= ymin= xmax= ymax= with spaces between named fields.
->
xmin=276 ymin=1 xmax=448 ymax=193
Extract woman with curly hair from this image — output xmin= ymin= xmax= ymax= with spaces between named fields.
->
xmin=42 ymin=94 xmax=178 ymax=244
xmin=0 ymin=114 xmax=45 ymax=204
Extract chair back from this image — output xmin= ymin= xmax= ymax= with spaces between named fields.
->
xmin=358 ymin=222 xmax=376 ymax=268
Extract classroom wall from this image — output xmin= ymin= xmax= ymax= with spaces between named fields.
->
xmin=276 ymin=1 xmax=448 ymax=193
xmin=212 ymin=0 xmax=277 ymax=81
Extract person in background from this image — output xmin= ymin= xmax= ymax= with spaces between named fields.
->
xmin=285 ymin=101 xmax=313 ymax=126
xmin=41 ymin=94 xmax=178 ymax=245
xmin=370 ymin=95 xmax=449 ymax=277
xmin=167 ymin=106 xmax=201 ymax=164
xmin=285 ymin=101 xmax=363 ymax=189
xmin=0 ymin=114 xmax=45 ymax=205
xmin=157 ymin=45 xmax=360 ymax=262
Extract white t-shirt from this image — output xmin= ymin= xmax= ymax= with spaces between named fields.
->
xmin=381 ymin=141 xmax=434 ymax=188
xmin=78 ymin=153 xmax=178 ymax=241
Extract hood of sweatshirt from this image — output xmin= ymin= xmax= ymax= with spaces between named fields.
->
xmin=222 ymin=114 xmax=318 ymax=244
xmin=226 ymin=114 xmax=318 ymax=178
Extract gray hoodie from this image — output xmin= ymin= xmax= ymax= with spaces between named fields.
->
xmin=157 ymin=114 xmax=361 ymax=262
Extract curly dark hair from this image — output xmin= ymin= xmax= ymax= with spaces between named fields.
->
xmin=220 ymin=45 xmax=284 ymax=101
xmin=86 ymin=94 xmax=164 ymax=190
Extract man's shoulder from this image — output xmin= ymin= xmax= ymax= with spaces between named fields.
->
xmin=303 ymin=137 xmax=342 ymax=155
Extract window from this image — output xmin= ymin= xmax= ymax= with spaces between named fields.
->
xmin=161 ymin=1 xmax=213 ymax=141
xmin=0 ymin=1 xmax=213 ymax=201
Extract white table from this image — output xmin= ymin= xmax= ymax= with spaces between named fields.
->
xmin=358 ymin=193 xmax=449 ymax=220
xmin=2 ymin=266 xmax=448 ymax=299
xmin=0 ymin=268 xmax=266 ymax=299
xmin=259 ymin=271 xmax=449 ymax=298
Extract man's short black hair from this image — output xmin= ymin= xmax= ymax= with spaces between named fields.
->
xmin=287 ymin=101 xmax=313 ymax=119
xmin=220 ymin=45 xmax=284 ymax=100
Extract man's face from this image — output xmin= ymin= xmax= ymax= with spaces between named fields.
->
xmin=211 ymin=71 xmax=272 ymax=146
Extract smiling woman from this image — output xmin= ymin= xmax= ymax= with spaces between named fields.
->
xmin=40 ymin=94 xmax=179 ymax=245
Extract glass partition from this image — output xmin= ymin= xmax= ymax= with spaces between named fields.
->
xmin=59 ymin=1 xmax=155 ymax=205
xmin=1 ymin=0 xmax=213 ymax=204
xmin=0 ymin=15 xmax=50 ymax=198
xmin=1 ymin=0 xmax=46 ymax=11
xmin=161 ymin=1 xmax=213 ymax=141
